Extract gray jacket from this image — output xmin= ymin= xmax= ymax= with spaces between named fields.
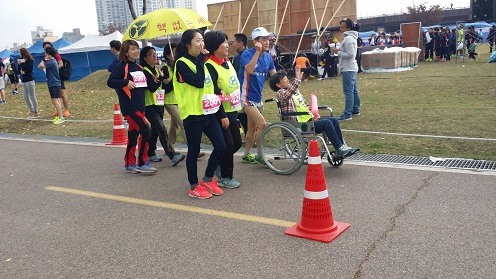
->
xmin=338 ymin=31 xmax=358 ymax=72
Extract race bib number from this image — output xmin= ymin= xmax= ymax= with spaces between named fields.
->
xmin=202 ymin=94 xmax=221 ymax=115
xmin=229 ymin=89 xmax=241 ymax=110
xmin=130 ymin=71 xmax=147 ymax=88
xmin=156 ymin=89 xmax=165 ymax=105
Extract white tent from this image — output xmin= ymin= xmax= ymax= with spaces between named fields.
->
xmin=58 ymin=32 xmax=129 ymax=80
xmin=59 ymin=31 xmax=124 ymax=54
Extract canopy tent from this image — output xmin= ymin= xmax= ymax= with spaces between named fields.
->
xmin=422 ymin=25 xmax=442 ymax=32
xmin=0 ymin=49 xmax=12 ymax=59
xmin=359 ymin=30 xmax=377 ymax=38
xmin=52 ymin=38 xmax=72 ymax=50
xmin=58 ymin=31 xmax=125 ymax=80
xmin=27 ymin=41 xmax=45 ymax=55
xmin=20 ymin=38 xmax=74 ymax=82
xmin=359 ymin=30 xmax=378 ymax=46
xmin=466 ymin=21 xmax=492 ymax=29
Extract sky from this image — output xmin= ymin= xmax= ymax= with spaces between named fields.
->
xmin=1 ymin=0 xmax=470 ymax=50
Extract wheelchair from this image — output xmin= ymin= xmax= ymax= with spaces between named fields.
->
xmin=259 ymin=98 xmax=349 ymax=175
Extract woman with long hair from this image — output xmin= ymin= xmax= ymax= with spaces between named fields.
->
xmin=107 ymin=40 xmax=157 ymax=174
xmin=173 ymin=29 xmax=226 ymax=199
xmin=18 ymin=48 xmax=38 ymax=117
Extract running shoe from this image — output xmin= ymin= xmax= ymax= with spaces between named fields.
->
xmin=200 ymin=179 xmax=223 ymax=196
xmin=125 ymin=164 xmax=138 ymax=173
xmin=63 ymin=110 xmax=70 ymax=117
xmin=217 ymin=177 xmax=241 ymax=188
xmin=242 ymin=153 xmax=255 ymax=163
xmin=137 ymin=161 xmax=158 ymax=173
xmin=171 ymin=153 xmax=185 ymax=166
xmin=254 ymin=155 xmax=269 ymax=167
xmin=189 ymin=185 xmax=212 ymax=199
xmin=53 ymin=117 xmax=65 ymax=125
xmin=149 ymin=155 xmax=163 ymax=162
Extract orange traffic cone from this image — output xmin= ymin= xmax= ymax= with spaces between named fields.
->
xmin=106 ymin=103 xmax=128 ymax=145
xmin=285 ymin=139 xmax=350 ymax=243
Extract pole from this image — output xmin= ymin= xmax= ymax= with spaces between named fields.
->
xmin=293 ymin=17 xmax=311 ymax=66
xmin=318 ymin=0 xmax=348 ymax=41
xmin=318 ymin=0 xmax=331 ymax=35
xmin=238 ymin=2 xmax=242 ymax=33
xmin=213 ymin=4 xmax=224 ymax=30
xmin=276 ymin=0 xmax=290 ymax=45
xmin=274 ymin=0 xmax=279 ymax=40
xmin=311 ymin=0 xmax=319 ymax=36
xmin=241 ymin=0 xmax=257 ymax=34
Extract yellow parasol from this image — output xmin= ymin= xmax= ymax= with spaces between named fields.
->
xmin=122 ymin=8 xmax=211 ymax=41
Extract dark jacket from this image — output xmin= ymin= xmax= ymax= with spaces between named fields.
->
xmin=107 ymin=61 xmax=146 ymax=116
xmin=19 ymin=60 xmax=34 ymax=82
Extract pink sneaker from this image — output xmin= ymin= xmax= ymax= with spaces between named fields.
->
xmin=189 ymin=185 xmax=212 ymax=199
xmin=200 ymin=179 xmax=223 ymax=196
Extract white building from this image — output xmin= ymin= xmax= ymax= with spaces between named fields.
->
xmin=95 ymin=0 xmax=198 ymax=34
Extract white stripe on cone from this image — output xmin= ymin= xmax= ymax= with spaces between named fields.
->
xmin=114 ymin=110 xmax=121 ymax=114
xmin=307 ymin=156 xmax=321 ymax=165
xmin=113 ymin=125 xmax=125 ymax=129
xmin=304 ymin=189 xmax=329 ymax=199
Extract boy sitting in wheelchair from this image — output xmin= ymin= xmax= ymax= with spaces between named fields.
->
xmin=268 ymin=66 xmax=359 ymax=159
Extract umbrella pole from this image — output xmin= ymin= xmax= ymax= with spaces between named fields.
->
xmin=167 ymin=36 xmax=174 ymax=61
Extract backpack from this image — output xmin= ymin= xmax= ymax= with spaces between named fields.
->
xmin=59 ymin=58 xmax=73 ymax=81
xmin=6 ymin=63 xmax=13 ymax=75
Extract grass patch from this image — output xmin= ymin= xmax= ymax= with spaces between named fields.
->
xmin=1 ymin=45 xmax=495 ymax=160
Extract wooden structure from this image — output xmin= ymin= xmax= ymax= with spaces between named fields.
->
xmin=207 ymin=0 xmax=357 ymax=55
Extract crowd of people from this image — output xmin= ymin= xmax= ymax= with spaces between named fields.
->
xmin=0 ymin=42 xmax=71 ymax=123
xmin=423 ymin=24 xmax=496 ymax=62
xmin=106 ymin=18 xmax=360 ymax=199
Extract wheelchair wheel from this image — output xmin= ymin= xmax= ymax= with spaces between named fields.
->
xmin=260 ymin=122 xmax=305 ymax=175
xmin=327 ymin=151 xmax=344 ymax=168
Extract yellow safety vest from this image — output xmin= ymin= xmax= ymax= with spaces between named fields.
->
xmin=173 ymin=57 xmax=214 ymax=119
xmin=143 ymin=66 xmax=163 ymax=106
xmin=292 ymin=92 xmax=312 ymax=123
xmin=163 ymin=64 xmax=177 ymax=105
xmin=205 ymin=59 xmax=241 ymax=113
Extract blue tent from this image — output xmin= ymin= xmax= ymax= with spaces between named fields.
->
xmin=58 ymin=31 xmax=124 ymax=81
xmin=466 ymin=21 xmax=492 ymax=29
xmin=22 ymin=39 xmax=74 ymax=82
xmin=52 ymin=38 xmax=72 ymax=50
xmin=422 ymin=25 xmax=442 ymax=32
xmin=0 ymin=49 xmax=12 ymax=59
xmin=27 ymin=41 xmax=45 ymax=55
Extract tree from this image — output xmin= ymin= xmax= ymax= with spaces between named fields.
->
xmin=405 ymin=3 xmax=444 ymax=26
xmin=126 ymin=0 xmax=149 ymax=46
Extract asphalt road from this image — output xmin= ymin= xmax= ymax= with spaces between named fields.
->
xmin=1 ymin=135 xmax=495 ymax=278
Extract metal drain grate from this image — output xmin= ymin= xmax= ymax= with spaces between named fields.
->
xmin=347 ymin=153 xmax=496 ymax=171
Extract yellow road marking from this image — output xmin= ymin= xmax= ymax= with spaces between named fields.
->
xmin=45 ymin=186 xmax=296 ymax=228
